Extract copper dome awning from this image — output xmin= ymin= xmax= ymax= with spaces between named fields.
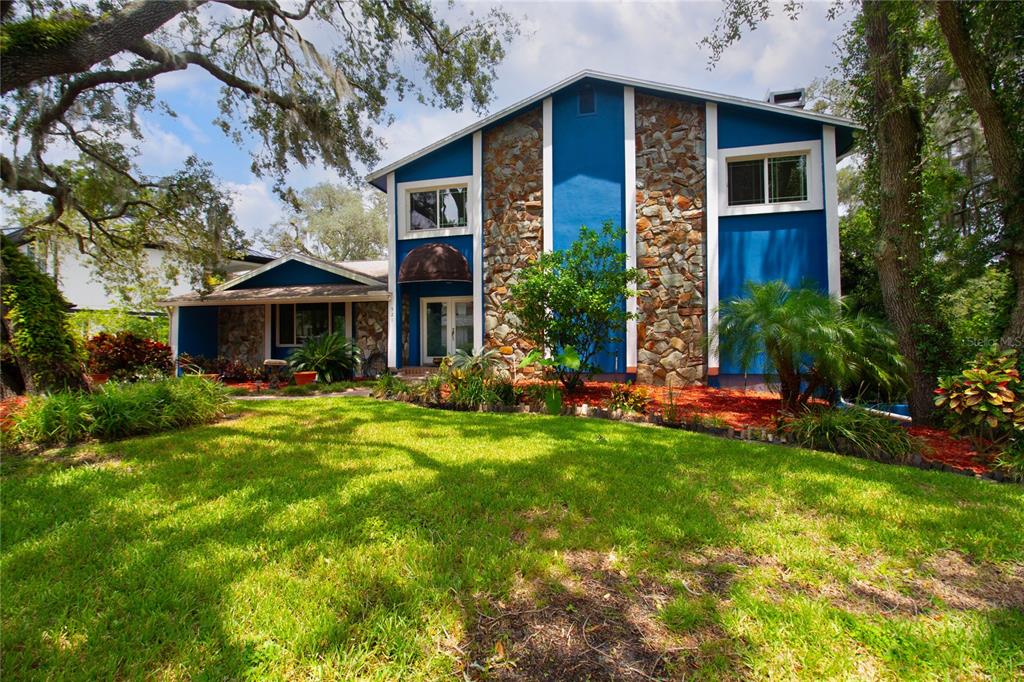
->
xmin=398 ymin=243 xmax=471 ymax=283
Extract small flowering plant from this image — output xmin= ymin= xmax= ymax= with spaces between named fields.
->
xmin=935 ymin=347 xmax=1023 ymax=451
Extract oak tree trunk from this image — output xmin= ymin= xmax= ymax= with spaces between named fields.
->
xmin=935 ymin=1 xmax=1024 ymax=350
xmin=863 ymin=0 xmax=939 ymax=422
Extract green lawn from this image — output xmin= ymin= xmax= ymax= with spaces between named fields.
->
xmin=3 ymin=398 xmax=1022 ymax=680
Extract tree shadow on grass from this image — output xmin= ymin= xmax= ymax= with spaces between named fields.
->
xmin=2 ymin=398 xmax=1022 ymax=678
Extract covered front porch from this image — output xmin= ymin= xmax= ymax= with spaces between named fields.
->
xmin=164 ymin=283 xmax=390 ymax=376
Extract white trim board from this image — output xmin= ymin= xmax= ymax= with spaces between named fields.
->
xmin=396 ymin=175 xmax=476 ymax=240
xmin=623 ymin=86 xmax=637 ymax=372
xmin=823 ymin=125 xmax=841 ymax=297
xmin=542 ymin=97 xmax=553 ymax=253
xmin=717 ymin=139 xmax=823 ymax=217
xmin=386 ymin=172 xmax=398 ymax=368
xmin=705 ymin=102 xmax=720 ymax=374
xmin=217 ymin=252 xmax=383 ymax=290
xmin=164 ymin=294 xmax=390 ymax=308
xmin=366 ymin=69 xmax=861 ymax=186
xmin=472 ymin=131 xmax=484 ymax=351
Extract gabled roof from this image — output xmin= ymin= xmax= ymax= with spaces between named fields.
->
xmin=366 ymin=69 xmax=862 ymax=189
xmin=218 ymin=252 xmax=383 ymax=290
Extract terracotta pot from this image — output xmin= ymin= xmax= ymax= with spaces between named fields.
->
xmin=89 ymin=373 xmax=110 ymax=385
xmin=293 ymin=371 xmax=317 ymax=386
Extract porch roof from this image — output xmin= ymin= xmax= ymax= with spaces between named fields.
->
xmin=157 ymin=282 xmax=388 ymax=307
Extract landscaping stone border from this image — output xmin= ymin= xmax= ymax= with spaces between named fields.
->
xmin=374 ymin=397 xmax=1016 ymax=484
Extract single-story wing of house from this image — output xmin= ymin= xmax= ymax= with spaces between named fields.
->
xmin=162 ymin=69 xmax=859 ymax=385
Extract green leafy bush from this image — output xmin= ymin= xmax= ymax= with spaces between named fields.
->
xmin=507 ymin=222 xmax=645 ymax=390
xmin=779 ymin=406 xmax=921 ymax=462
xmin=605 ymin=383 xmax=650 ymax=413
xmin=9 ymin=377 xmax=227 ymax=446
xmin=448 ymin=347 xmax=507 ymax=378
xmin=934 ymin=347 xmax=1023 ymax=452
xmin=1 ymin=236 xmax=86 ymax=392
xmin=993 ymin=440 xmax=1024 ymax=482
xmin=373 ymin=373 xmax=409 ymax=399
xmin=287 ymin=332 xmax=362 ymax=383
xmin=523 ymin=383 xmax=563 ymax=415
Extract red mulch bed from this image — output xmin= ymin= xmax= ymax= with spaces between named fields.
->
xmin=1 ymin=396 xmax=29 ymax=431
xmin=560 ymin=382 xmax=991 ymax=474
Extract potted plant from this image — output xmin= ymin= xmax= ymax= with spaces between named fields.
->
xmin=287 ymin=332 xmax=362 ymax=386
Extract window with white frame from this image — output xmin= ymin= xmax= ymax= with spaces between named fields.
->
xmin=397 ymin=176 xmax=473 ymax=238
xmin=276 ymin=302 xmax=350 ymax=346
xmin=718 ymin=140 xmax=823 ymax=216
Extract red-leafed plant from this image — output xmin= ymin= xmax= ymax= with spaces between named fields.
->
xmin=85 ymin=332 xmax=173 ymax=381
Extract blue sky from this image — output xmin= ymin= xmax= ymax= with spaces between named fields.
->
xmin=18 ymin=1 xmax=853 ymax=239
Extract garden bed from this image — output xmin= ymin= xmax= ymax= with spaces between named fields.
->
xmin=556 ymin=382 xmax=991 ymax=475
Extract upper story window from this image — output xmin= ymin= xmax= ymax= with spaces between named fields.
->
xmin=718 ymin=140 xmax=822 ymax=216
xmin=410 ymin=186 xmax=468 ymax=231
xmin=397 ymin=175 xmax=474 ymax=239
xmin=578 ymin=84 xmax=596 ymax=115
xmin=726 ymin=154 xmax=808 ymax=206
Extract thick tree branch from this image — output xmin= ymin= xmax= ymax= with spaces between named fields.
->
xmin=1 ymin=0 xmax=205 ymax=94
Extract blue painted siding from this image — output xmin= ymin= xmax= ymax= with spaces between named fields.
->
xmin=399 ymin=281 xmax=472 ymax=365
xmin=230 ymin=260 xmax=358 ymax=289
xmin=718 ymin=103 xmax=823 ymax=149
xmin=395 ymin=135 xmax=473 ymax=183
xmin=395 ymin=234 xmax=473 ymax=271
xmin=718 ymin=210 xmax=828 ymax=374
xmin=551 ymin=80 xmax=627 ymax=373
xmin=178 ymin=306 xmax=219 ymax=358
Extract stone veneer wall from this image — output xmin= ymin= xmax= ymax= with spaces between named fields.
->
xmin=482 ymin=107 xmax=544 ymax=370
xmin=217 ymin=305 xmax=265 ymax=367
xmin=634 ymin=94 xmax=706 ymax=386
xmin=355 ymin=301 xmax=387 ymax=362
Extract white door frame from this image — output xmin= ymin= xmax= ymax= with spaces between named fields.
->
xmin=420 ymin=296 xmax=474 ymax=364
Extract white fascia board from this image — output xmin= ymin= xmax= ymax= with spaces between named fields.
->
xmin=365 ymin=69 xmax=861 ymax=185
xmin=162 ymin=294 xmax=391 ymax=307
xmin=542 ymin=97 xmax=553 ymax=253
xmin=472 ymin=131 xmax=484 ymax=351
xmin=623 ymin=86 xmax=637 ymax=371
xmin=823 ymin=125 xmax=841 ymax=297
xmin=706 ymin=102 xmax=720 ymax=373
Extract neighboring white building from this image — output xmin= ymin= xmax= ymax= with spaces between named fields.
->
xmin=6 ymin=230 xmax=272 ymax=313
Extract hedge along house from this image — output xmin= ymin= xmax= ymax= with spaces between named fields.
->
xmin=366 ymin=70 xmax=858 ymax=386
xmin=158 ymin=253 xmax=390 ymax=373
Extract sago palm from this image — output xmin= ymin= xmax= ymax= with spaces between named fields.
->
xmin=714 ymin=281 xmax=906 ymax=411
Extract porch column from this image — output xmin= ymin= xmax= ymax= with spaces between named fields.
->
xmin=264 ymin=303 xmax=272 ymax=360
xmin=386 ymin=172 xmax=398 ymax=368
xmin=168 ymin=305 xmax=179 ymax=361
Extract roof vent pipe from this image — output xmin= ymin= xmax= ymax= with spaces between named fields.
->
xmin=766 ymin=89 xmax=806 ymax=108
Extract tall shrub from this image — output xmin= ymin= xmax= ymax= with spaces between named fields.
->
xmin=0 ymin=236 xmax=85 ymax=394
xmin=85 ymin=331 xmax=173 ymax=380
xmin=714 ymin=281 xmax=906 ymax=411
xmin=507 ymin=221 xmax=644 ymax=390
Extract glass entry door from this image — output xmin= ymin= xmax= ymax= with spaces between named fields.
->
xmin=421 ymin=297 xmax=474 ymax=364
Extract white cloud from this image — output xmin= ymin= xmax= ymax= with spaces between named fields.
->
xmin=225 ymin=179 xmax=285 ymax=238
xmin=135 ymin=119 xmax=195 ymax=175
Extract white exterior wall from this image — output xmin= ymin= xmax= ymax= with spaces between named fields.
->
xmin=17 ymin=245 xmax=260 ymax=311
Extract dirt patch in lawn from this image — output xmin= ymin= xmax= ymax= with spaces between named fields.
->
xmin=464 ymin=550 xmax=743 ymax=680
xmin=770 ymin=550 xmax=1024 ymax=617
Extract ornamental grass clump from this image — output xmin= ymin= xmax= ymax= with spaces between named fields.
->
xmin=9 ymin=376 xmax=227 ymax=447
xmin=780 ymin=406 xmax=921 ymax=463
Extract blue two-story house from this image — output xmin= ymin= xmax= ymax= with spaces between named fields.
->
xmin=162 ymin=70 xmax=858 ymax=387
